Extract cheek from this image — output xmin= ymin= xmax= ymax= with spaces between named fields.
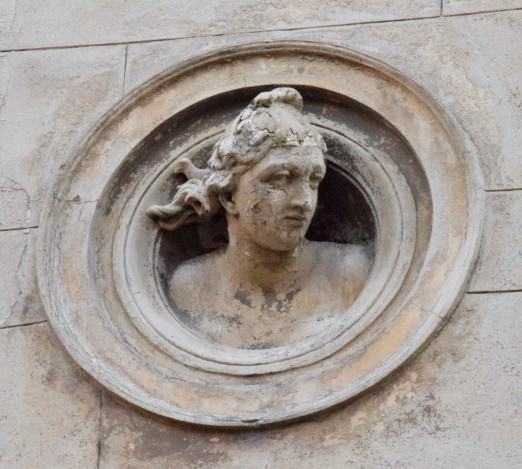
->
xmin=311 ymin=189 xmax=319 ymax=211
xmin=244 ymin=186 xmax=287 ymax=218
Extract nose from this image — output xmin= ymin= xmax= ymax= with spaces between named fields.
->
xmin=289 ymin=180 xmax=313 ymax=212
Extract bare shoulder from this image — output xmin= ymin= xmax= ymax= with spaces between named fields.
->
xmin=310 ymin=241 xmax=372 ymax=287
xmin=314 ymin=241 xmax=371 ymax=266
xmin=169 ymin=250 xmax=223 ymax=304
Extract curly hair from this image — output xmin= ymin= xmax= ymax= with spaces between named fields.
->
xmin=146 ymin=87 xmax=327 ymax=231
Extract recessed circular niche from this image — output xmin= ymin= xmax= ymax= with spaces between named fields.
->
xmin=38 ymin=42 xmax=484 ymax=426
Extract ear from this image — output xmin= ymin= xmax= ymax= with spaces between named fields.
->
xmin=218 ymin=192 xmax=239 ymax=216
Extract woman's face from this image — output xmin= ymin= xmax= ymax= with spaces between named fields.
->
xmin=230 ymin=145 xmax=326 ymax=252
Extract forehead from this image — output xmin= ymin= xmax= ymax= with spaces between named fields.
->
xmin=253 ymin=146 xmax=326 ymax=172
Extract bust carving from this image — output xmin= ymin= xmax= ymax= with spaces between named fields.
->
xmin=147 ymin=88 xmax=372 ymax=349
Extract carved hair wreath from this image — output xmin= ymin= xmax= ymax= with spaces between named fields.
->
xmin=146 ymin=87 xmax=327 ymax=231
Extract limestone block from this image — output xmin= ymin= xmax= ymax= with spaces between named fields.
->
xmin=444 ymin=0 xmax=522 ymax=15
xmin=468 ymin=191 xmax=522 ymax=292
xmin=98 ymin=292 xmax=522 ymax=468
xmin=0 ymin=47 xmax=124 ymax=229
xmin=0 ymin=228 xmax=43 ymax=328
xmin=125 ymin=10 xmax=522 ymax=189
xmin=0 ymin=0 xmax=440 ymax=50
xmin=0 ymin=322 xmax=100 ymax=468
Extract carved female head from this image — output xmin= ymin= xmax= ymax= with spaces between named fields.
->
xmin=146 ymin=87 xmax=327 ymax=251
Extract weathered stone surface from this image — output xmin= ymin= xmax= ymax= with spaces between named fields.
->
xmin=444 ymin=0 xmax=522 ymax=15
xmin=42 ymin=42 xmax=481 ymax=425
xmin=468 ymin=191 xmax=522 ymax=292
xmin=0 ymin=322 xmax=100 ymax=468
xmin=0 ymin=228 xmax=43 ymax=328
xmin=1 ymin=2 xmax=519 ymax=465
xmin=126 ymin=10 xmax=522 ymax=189
xmin=0 ymin=0 xmax=440 ymax=51
xmin=99 ymin=292 xmax=522 ymax=468
xmin=0 ymin=47 xmax=124 ymax=230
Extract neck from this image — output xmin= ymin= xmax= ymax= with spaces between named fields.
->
xmin=224 ymin=225 xmax=304 ymax=292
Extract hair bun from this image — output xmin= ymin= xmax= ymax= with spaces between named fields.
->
xmin=251 ymin=87 xmax=303 ymax=110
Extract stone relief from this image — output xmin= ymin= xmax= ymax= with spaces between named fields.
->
xmin=38 ymin=42 xmax=483 ymax=426
xmin=146 ymin=88 xmax=371 ymax=348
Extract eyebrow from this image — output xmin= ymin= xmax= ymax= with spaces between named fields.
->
xmin=258 ymin=162 xmax=295 ymax=177
xmin=311 ymin=164 xmax=326 ymax=175
xmin=258 ymin=161 xmax=326 ymax=177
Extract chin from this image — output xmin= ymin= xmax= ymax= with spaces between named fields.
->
xmin=267 ymin=237 xmax=305 ymax=252
xmin=252 ymin=228 xmax=307 ymax=252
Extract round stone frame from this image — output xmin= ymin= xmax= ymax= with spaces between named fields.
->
xmin=38 ymin=42 xmax=484 ymax=427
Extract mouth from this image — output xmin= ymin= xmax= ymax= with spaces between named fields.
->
xmin=283 ymin=214 xmax=308 ymax=226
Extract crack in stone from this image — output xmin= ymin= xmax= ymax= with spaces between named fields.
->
xmin=0 ymin=225 xmax=38 ymax=232
xmin=96 ymin=390 xmax=104 ymax=469
xmin=122 ymin=45 xmax=128 ymax=97
xmin=0 ymin=319 xmax=47 ymax=331
xmin=6 ymin=230 xmax=29 ymax=325
xmin=468 ymin=288 xmax=522 ymax=294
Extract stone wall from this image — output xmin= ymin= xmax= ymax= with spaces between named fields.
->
xmin=1 ymin=2 xmax=521 ymax=467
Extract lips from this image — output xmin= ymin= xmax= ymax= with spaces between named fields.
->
xmin=283 ymin=214 xmax=308 ymax=226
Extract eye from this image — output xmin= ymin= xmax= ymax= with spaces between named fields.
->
xmin=266 ymin=171 xmax=291 ymax=186
xmin=309 ymin=173 xmax=324 ymax=189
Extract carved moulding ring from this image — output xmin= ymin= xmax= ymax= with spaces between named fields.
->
xmin=38 ymin=42 xmax=484 ymax=427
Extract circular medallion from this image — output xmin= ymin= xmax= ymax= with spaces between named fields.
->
xmin=38 ymin=42 xmax=484 ymax=426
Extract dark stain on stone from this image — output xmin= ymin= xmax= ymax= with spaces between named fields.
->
xmin=40 ymin=367 xmax=57 ymax=387
xmin=234 ymin=288 xmax=253 ymax=307
xmin=261 ymin=286 xmax=300 ymax=313
xmin=174 ymin=307 xmax=200 ymax=329
xmin=103 ymin=397 xmax=231 ymax=468
xmin=245 ymin=340 xmax=275 ymax=350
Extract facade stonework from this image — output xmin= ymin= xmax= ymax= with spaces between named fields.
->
xmin=1 ymin=2 xmax=521 ymax=468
